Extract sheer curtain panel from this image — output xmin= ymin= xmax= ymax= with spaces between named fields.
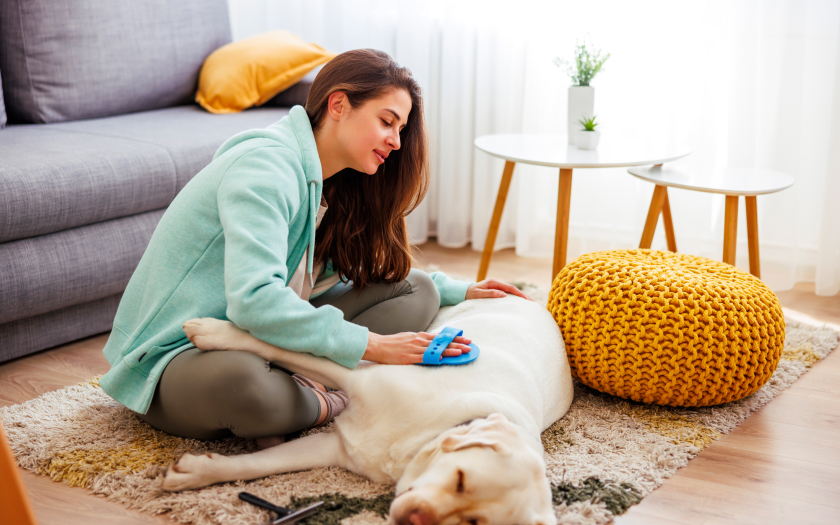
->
xmin=227 ymin=0 xmax=840 ymax=295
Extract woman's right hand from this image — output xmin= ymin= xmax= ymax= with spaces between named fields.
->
xmin=363 ymin=331 xmax=473 ymax=365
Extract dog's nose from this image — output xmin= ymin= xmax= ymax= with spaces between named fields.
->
xmin=397 ymin=508 xmax=435 ymax=525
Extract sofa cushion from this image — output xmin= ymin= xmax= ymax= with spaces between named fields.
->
xmin=55 ymin=106 xmax=291 ymax=192
xmin=0 ymin=126 xmax=177 ymax=243
xmin=0 ymin=106 xmax=290 ymax=243
xmin=0 ymin=294 xmax=121 ymax=364
xmin=196 ymin=31 xmax=334 ymax=114
xmin=0 ymin=209 xmax=165 ymax=326
xmin=0 ymin=0 xmax=231 ymax=123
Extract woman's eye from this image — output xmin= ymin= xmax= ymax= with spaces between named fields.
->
xmin=381 ymin=119 xmax=391 ymax=127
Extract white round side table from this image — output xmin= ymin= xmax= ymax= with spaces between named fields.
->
xmin=474 ymin=134 xmax=690 ymax=281
xmin=627 ymin=165 xmax=795 ymax=278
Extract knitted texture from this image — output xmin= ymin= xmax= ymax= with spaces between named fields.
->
xmin=548 ymin=250 xmax=785 ymax=407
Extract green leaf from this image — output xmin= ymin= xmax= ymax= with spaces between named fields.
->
xmin=555 ymin=37 xmax=610 ymax=86
xmin=577 ymin=115 xmax=598 ymax=131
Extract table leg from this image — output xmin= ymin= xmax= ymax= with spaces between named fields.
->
xmin=0 ymin=421 xmax=38 ymax=525
xmin=640 ymin=185 xmax=667 ymax=249
xmin=723 ymin=195 xmax=739 ymax=266
xmin=477 ymin=161 xmax=515 ymax=281
xmin=745 ymin=196 xmax=760 ymax=278
xmin=662 ymin=189 xmax=677 ymax=252
xmin=552 ymin=168 xmax=574 ymax=280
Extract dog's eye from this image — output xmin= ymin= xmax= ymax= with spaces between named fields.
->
xmin=457 ymin=469 xmax=465 ymax=493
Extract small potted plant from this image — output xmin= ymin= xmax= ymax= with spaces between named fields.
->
xmin=554 ymin=38 xmax=610 ymax=144
xmin=575 ymin=115 xmax=600 ymax=150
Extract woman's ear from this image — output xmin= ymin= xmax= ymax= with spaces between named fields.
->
xmin=326 ymin=91 xmax=349 ymax=122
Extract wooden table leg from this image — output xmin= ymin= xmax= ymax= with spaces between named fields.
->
xmin=552 ymin=168 xmax=574 ymax=281
xmin=662 ymin=189 xmax=677 ymax=252
xmin=640 ymin=185 xmax=667 ymax=249
xmin=477 ymin=161 xmax=515 ymax=281
xmin=723 ymin=195 xmax=739 ymax=266
xmin=745 ymin=195 xmax=760 ymax=278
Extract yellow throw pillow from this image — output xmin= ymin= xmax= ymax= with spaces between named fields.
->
xmin=196 ymin=31 xmax=336 ymax=114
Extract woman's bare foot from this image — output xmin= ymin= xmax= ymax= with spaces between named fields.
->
xmin=182 ymin=318 xmax=246 ymax=352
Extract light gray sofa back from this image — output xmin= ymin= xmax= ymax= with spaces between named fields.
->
xmin=0 ymin=0 xmax=232 ymax=124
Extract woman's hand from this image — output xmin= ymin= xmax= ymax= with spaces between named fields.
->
xmin=363 ymin=331 xmax=473 ymax=365
xmin=466 ymin=279 xmax=532 ymax=301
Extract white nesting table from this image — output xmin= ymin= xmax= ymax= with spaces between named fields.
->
xmin=628 ymin=165 xmax=795 ymax=278
xmin=474 ymin=134 xmax=690 ymax=281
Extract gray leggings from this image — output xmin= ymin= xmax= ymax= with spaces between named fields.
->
xmin=138 ymin=269 xmax=440 ymax=440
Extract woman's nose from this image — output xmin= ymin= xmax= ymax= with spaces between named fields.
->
xmin=388 ymin=131 xmax=401 ymax=151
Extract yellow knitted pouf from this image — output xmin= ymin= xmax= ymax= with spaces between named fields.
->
xmin=548 ymin=249 xmax=785 ymax=407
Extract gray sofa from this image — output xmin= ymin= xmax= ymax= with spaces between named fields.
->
xmin=0 ymin=0 xmax=309 ymax=362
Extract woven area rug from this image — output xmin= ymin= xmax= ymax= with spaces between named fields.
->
xmin=2 ymin=282 xmax=838 ymax=525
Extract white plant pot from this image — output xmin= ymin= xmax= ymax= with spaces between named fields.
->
xmin=575 ymin=130 xmax=601 ymax=150
xmin=567 ymin=86 xmax=595 ymax=144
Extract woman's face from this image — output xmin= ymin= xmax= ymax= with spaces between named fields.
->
xmin=337 ymin=88 xmax=412 ymax=175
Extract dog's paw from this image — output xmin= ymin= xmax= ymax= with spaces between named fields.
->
xmin=183 ymin=318 xmax=244 ymax=352
xmin=161 ymin=452 xmax=225 ymax=491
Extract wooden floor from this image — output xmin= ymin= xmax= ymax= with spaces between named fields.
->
xmin=2 ymin=241 xmax=838 ymax=525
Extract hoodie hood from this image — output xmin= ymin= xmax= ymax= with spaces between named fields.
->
xmin=286 ymin=105 xmax=323 ymax=286
xmin=213 ymin=105 xmax=323 ymax=285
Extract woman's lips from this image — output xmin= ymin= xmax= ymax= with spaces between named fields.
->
xmin=374 ymin=151 xmax=385 ymax=163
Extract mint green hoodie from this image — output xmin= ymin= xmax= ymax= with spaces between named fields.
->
xmin=100 ymin=106 xmax=472 ymax=414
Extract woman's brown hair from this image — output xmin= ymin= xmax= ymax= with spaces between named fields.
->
xmin=306 ymin=49 xmax=428 ymax=290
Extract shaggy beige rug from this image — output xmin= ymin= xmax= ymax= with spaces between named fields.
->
xmin=1 ymin=283 xmax=837 ymax=525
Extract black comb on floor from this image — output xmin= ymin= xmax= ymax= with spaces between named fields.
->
xmin=238 ymin=491 xmax=324 ymax=524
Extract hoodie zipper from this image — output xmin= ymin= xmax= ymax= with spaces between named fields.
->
xmin=307 ymin=180 xmax=318 ymax=288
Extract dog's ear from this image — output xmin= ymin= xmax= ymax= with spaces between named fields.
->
xmin=441 ymin=414 xmax=514 ymax=455
xmin=441 ymin=433 xmax=510 ymax=454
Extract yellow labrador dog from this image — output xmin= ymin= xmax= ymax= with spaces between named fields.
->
xmin=162 ymin=295 xmax=574 ymax=525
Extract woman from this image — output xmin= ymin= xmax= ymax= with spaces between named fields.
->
xmin=99 ymin=49 xmax=529 ymax=445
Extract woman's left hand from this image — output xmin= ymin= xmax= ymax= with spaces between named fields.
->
xmin=465 ymin=279 xmax=532 ymax=301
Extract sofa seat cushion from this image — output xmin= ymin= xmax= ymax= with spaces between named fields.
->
xmin=0 ymin=127 xmax=176 ymax=243
xmin=0 ymin=106 xmax=290 ymax=243
xmin=55 ymin=106 xmax=291 ymax=192
xmin=0 ymin=294 xmax=122 ymax=364
xmin=0 ymin=209 xmax=165 ymax=326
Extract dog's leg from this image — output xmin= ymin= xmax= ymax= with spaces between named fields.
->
xmin=183 ymin=318 xmax=350 ymax=390
xmin=162 ymin=432 xmax=350 ymax=492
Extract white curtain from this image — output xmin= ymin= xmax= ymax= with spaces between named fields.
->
xmin=227 ymin=0 xmax=840 ymax=295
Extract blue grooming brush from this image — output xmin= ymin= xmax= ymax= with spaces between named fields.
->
xmin=417 ymin=326 xmax=480 ymax=366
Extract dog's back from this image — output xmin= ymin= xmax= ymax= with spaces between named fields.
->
xmin=334 ymin=296 xmax=574 ymax=482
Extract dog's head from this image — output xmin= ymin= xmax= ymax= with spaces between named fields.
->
xmin=390 ymin=413 xmax=556 ymax=525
